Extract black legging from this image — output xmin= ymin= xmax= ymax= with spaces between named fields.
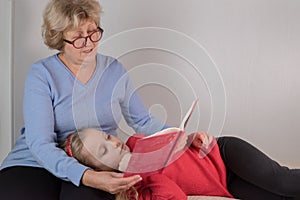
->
xmin=0 ymin=166 xmax=115 ymax=200
xmin=217 ymin=136 xmax=300 ymax=200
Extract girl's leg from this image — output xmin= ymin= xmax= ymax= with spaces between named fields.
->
xmin=228 ymin=171 xmax=291 ymax=200
xmin=0 ymin=166 xmax=61 ymax=200
xmin=60 ymin=180 xmax=115 ymax=200
xmin=217 ymin=136 xmax=300 ymax=199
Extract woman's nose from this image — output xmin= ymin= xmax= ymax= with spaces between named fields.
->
xmin=84 ymin=36 xmax=94 ymax=47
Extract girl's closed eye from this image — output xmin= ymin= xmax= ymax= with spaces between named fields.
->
xmin=102 ymin=147 xmax=107 ymax=155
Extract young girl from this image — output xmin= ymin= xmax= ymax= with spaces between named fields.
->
xmin=61 ymin=128 xmax=300 ymax=200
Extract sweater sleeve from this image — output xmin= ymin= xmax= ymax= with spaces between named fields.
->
xmin=136 ymin=174 xmax=187 ymax=200
xmin=23 ymin=64 xmax=88 ymax=186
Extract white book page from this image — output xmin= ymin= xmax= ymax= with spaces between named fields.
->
xmin=179 ymin=99 xmax=199 ymax=130
xmin=146 ymin=99 xmax=198 ymax=138
xmin=144 ymin=127 xmax=181 ymax=138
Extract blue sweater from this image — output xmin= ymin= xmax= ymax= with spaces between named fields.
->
xmin=0 ymin=53 xmax=166 ymax=186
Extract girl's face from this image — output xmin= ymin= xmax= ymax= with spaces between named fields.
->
xmin=81 ymin=129 xmax=131 ymax=171
xmin=62 ymin=19 xmax=99 ymax=65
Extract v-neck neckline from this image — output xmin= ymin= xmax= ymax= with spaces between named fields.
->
xmin=55 ymin=54 xmax=100 ymax=87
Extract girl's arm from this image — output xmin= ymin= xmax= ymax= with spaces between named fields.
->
xmin=138 ymin=173 xmax=187 ymax=200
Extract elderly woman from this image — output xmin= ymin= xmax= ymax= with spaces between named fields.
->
xmin=0 ymin=0 xmax=168 ymax=199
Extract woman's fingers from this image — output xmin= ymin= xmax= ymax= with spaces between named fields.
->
xmin=108 ymin=173 xmax=142 ymax=194
xmin=82 ymin=170 xmax=142 ymax=194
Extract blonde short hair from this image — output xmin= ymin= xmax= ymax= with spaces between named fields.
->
xmin=42 ymin=0 xmax=102 ymax=50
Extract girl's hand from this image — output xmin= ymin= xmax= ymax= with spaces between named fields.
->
xmin=191 ymin=131 xmax=214 ymax=149
xmin=82 ymin=169 xmax=142 ymax=194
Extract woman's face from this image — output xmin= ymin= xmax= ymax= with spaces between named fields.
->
xmin=62 ymin=19 xmax=99 ymax=65
xmin=81 ymin=129 xmax=131 ymax=171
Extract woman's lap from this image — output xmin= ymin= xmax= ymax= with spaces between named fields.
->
xmin=0 ymin=166 xmax=115 ymax=200
xmin=0 ymin=166 xmax=61 ymax=200
xmin=60 ymin=180 xmax=115 ymax=200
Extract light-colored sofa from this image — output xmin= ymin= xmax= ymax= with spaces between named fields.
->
xmin=188 ymin=196 xmax=237 ymax=200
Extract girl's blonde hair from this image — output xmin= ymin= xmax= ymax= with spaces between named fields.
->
xmin=42 ymin=0 xmax=102 ymax=50
xmin=60 ymin=130 xmax=89 ymax=166
xmin=117 ymin=187 xmax=138 ymax=200
xmin=60 ymin=129 xmax=138 ymax=200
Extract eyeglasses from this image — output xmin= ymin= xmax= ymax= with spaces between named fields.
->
xmin=63 ymin=27 xmax=104 ymax=49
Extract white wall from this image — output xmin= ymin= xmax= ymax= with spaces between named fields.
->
xmin=0 ymin=0 xmax=13 ymax=164
xmin=1 ymin=0 xmax=300 ymax=167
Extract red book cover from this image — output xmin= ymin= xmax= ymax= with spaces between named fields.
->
xmin=124 ymin=99 xmax=198 ymax=176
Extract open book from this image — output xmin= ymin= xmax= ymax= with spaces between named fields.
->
xmin=123 ymin=99 xmax=199 ymax=175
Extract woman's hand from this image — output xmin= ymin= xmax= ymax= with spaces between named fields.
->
xmin=191 ymin=131 xmax=214 ymax=149
xmin=82 ymin=169 xmax=142 ymax=194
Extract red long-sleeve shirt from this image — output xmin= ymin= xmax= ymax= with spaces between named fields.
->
xmin=126 ymin=134 xmax=233 ymax=200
